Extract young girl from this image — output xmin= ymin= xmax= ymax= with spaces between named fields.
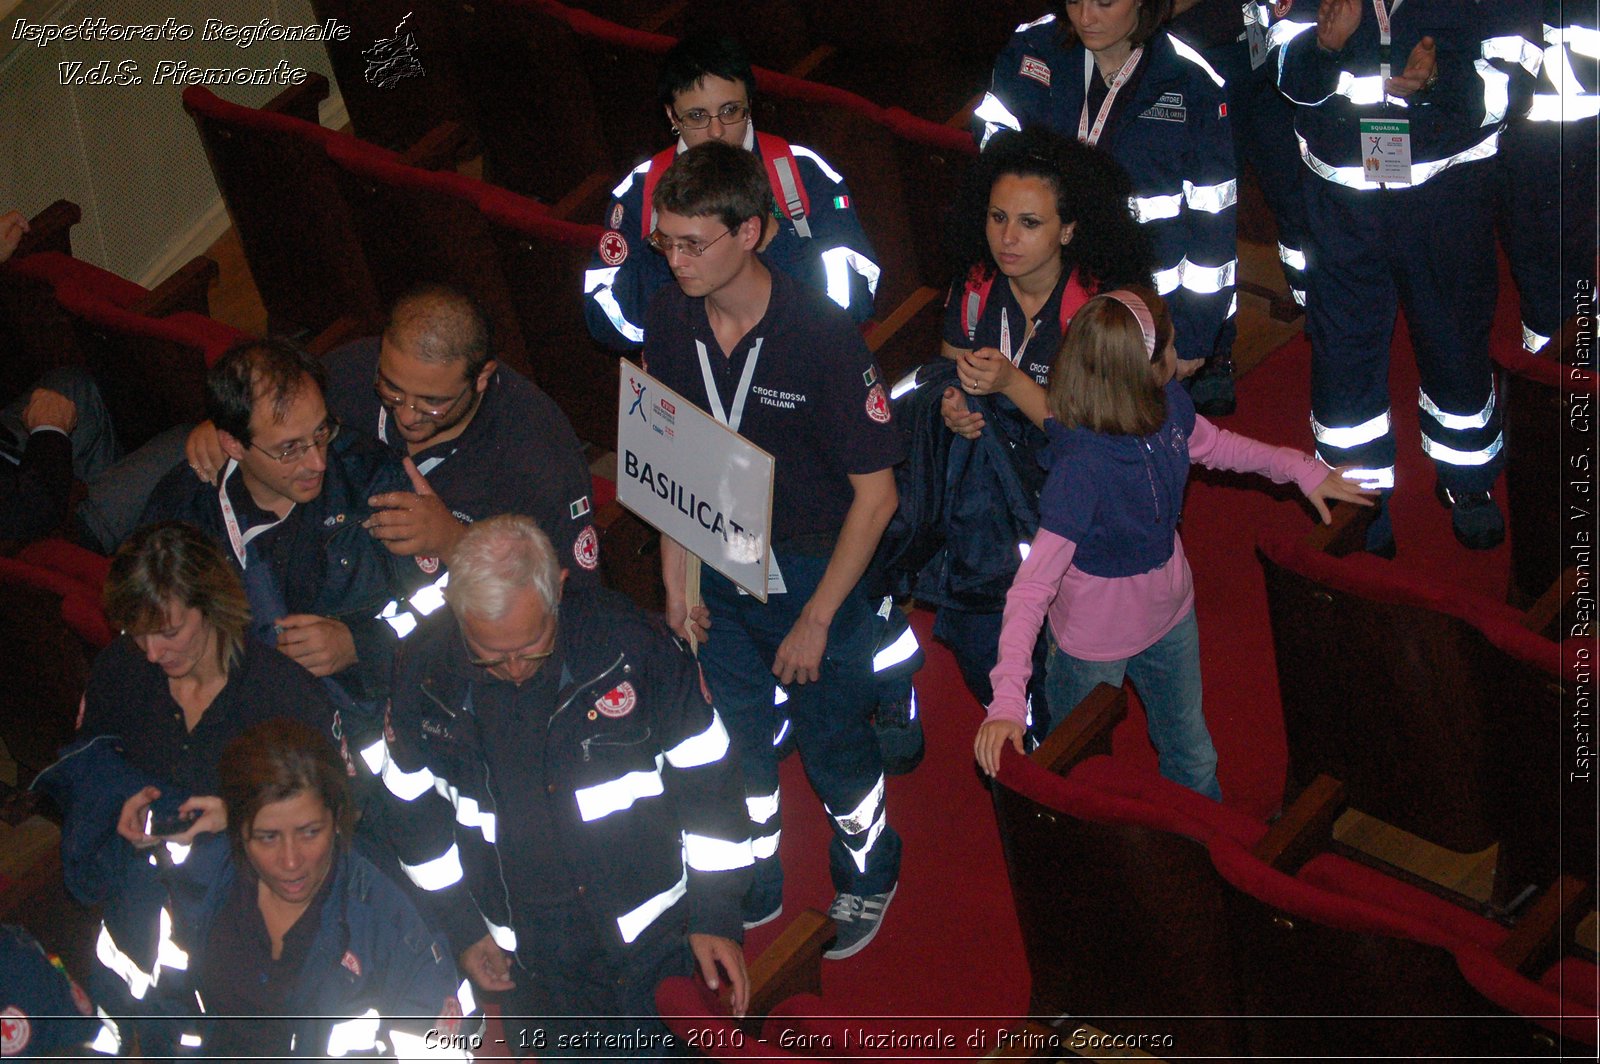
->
xmin=930 ymin=127 xmax=1152 ymax=716
xmin=967 ymin=287 xmax=1374 ymax=797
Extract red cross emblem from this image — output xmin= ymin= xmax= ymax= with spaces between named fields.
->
xmin=1 ymin=1007 xmax=31 ymax=1055
xmin=595 ymin=681 xmax=637 ymax=718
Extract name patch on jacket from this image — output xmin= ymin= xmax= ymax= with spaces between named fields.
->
xmin=1019 ymin=55 xmax=1051 ymax=85
xmin=596 ymin=681 xmax=637 ymax=718
xmin=1140 ymin=92 xmax=1186 ymax=123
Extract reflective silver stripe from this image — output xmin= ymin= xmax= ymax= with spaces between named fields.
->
xmin=1311 ymin=409 xmax=1391 ymax=449
xmin=1226 ymin=291 xmax=1238 ymax=318
xmin=975 ymin=92 xmax=1023 ymax=147
xmin=411 ymin=572 xmax=449 ymax=616
xmin=155 ymin=907 xmax=188 ymax=973
xmin=1483 ymin=33 xmax=1545 ymax=76
xmin=1278 ymin=242 xmax=1307 ymax=272
xmin=326 ymin=1009 xmax=382 ymax=1056
xmin=574 ymin=756 xmax=666 ymax=822
xmin=1344 ymin=466 xmax=1395 ymax=490
xmin=790 ymin=144 xmax=844 ymax=184
xmin=1336 ymin=71 xmax=1398 ymax=105
xmin=1131 ymin=192 xmax=1183 ymax=223
xmin=1015 ymin=12 xmax=1056 ymax=31
xmin=1478 ymin=59 xmax=1511 ymax=125
xmin=90 ymin=1010 xmax=121 ymax=1054
xmin=612 ymin=160 xmax=650 ymax=199
xmin=1553 ymin=24 xmax=1600 ymax=57
xmin=770 ymin=717 xmax=790 ymax=745
xmin=1291 ymin=287 xmax=1307 ymax=306
xmin=1153 ymin=262 xmax=1183 ymax=294
xmin=96 ymin=923 xmax=154 ymax=1001
xmin=180 ymin=1034 xmax=203 ymax=1048
xmin=457 ymin=979 xmax=477 ymax=1016
xmin=683 ymin=831 xmax=755 ymax=872
xmin=819 ymin=246 xmax=882 ymax=303
xmin=164 ymin=841 xmax=191 ymax=866
xmin=1268 ymin=18 xmax=1314 ymax=50
xmin=1298 ymin=128 xmax=1500 ymax=188
xmin=746 ymin=789 xmax=780 ymax=825
xmin=1168 ymin=34 xmax=1226 ymax=87
xmin=383 ymin=754 xmax=436 ymax=802
xmin=872 ymin=625 xmax=921 ymax=672
xmin=1523 ymin=323 xmax=1551 ymax=352
xmin=771 ymin=156 xmax=811 ymax=239
xmin=1181 ymin=257 xmax=1236 ymax=295
xmin=843 ymin=817 xmax=888 ymax=874
xmin=1418 ymin=385 xmax=1495 ymax=430
xmin=772 ymin=684 xmax=789 ymax=706
xmin=401 ymin=842 xmax=465 ymax=891
xmin=439 ymin=784 xmax=496 ymax=845
xmin=1184 ymin=178 xmax=1237 ymax=214
xmin=379 ymin=603 xmax=419 ymax=638
xmin=830 ymin=774 xmax=886 ymax=836
xmin=360 ymin=736 xmax=387 ymax=775
xmin=752 ymin=832 xmax=780 ymax=859
xmin=584 ymin=266 xmax=646 ymax=343
xmin=890 ymin=369 xmax=919 ymax=400
xmin=617 ymin=871 xmax=688 ymax=943
xmin=485 ymin=917 xmax=517 ymax=951
xmin=665 ymin=713 xmax=731 ymax=769
xmin=1421 ymin=431 xmax=1504 ymax=466
xmin=1527 ymin=92 xmax=1600 ymax=120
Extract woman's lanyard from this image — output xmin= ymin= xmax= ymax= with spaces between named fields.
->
xmin=695 ymin=337 xmax=764 ymax=433
xmin=1372 ymin=0 xmax=1404 ymax=83
xmin=998 ymin=309 xmax=1033 ymax=369
xmin=1079 ymin=46 xmax=1145 ymax=146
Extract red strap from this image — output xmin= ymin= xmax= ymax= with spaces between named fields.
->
xmin=639 ymin=146 xmax=679 ymax=239
xmin=755 ymin=132 xmax=811 ymax=222
xmin=1058 ymin=272 xmax=1097 ymax=333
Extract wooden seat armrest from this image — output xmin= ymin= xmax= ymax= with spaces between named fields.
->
xmin=1032 ymin=683 xmax=1127 ymax=776
xmin=1522 ymin=565 xmax=1582 ymax=638
xmin=16 ymin=201 xmax=81 ymax=258
xmin=739 ymin=908 xmax=834 ymax=1036
xmin=132 ymin=256 xmax=218 ymax=317
xmin=1494 ymin=875 xmax=1592 ymax=974
xmin=263 ymin=72 xmax=330 ymax=123
xmin=864 ymin=287 xmax=941 ymax=355
xmin=1254 ymin=774 xmax=1346 ymax=872
xmin=402 ymin=120 xmax=476 ymax=171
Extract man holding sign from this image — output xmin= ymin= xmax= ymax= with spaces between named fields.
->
xmin=642 ymin=141 xmax=903 ymax=960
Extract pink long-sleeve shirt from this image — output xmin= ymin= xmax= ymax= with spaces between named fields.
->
xmin=985 ymin=415 xmax=1331 ymax=728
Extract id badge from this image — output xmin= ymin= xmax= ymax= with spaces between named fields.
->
xmin=1360 ymin=118 xmax=1412 ymax=184
xmin=1245 ymin=5 xmax=1269 ymax=70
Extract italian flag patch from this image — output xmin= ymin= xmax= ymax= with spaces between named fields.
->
xmin=833 ymin=195 xmax=850 ymax=209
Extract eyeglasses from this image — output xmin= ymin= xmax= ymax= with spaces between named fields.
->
xmin=250 ymin=419 xmax=340 ymax=463
xmin=647 ymin=227 xmax=733 ymax=258
xmin=673 ymin=101 xmax=749 ymax=130
xmin=468 ymin=646 xmax=555 ymax=672
xmin=374 ymin=377 xmax=473 ymax=421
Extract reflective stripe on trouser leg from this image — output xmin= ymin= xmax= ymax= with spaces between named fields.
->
xmin=826 ymin=773 xmax=888 ymax=875
xmin=746 ymin=788 xmax=781 ymax=861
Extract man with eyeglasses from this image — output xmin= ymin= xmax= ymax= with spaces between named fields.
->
xmin=642 ymin=141 xmax=903 ymax=960
xmin=317 ymin=284 xmax=600 ymax=587
xmin=141 ymin=338 xmax=418 ymax=714
xmin=371 ymin=515 xmax=752 ymax=1056
xmin=582 ymin=33 xmax=880 ymax=352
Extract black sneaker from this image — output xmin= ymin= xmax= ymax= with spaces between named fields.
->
xmin=1186 ymin=356 xmax=1237 ymax=417
xmin=824 ymin=885 xmax=897 ymax=960
xmin=1364 ymin=493 xmax=1396 ymax=559
xmin=1434 ymin=482 xmax=1505 ymax=550
xmin=741 ymin=902 xmax=783 ymax=931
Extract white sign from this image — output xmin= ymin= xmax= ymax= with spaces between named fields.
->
xmin=616 ymin=361 xmax=775 ymax=600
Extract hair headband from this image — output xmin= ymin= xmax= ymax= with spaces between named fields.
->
xmin=1100 ymin=289 xmax=1157 ymax=359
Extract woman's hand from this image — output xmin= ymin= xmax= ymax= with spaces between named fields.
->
xmin=1306 ymin=464 xmax=1382 ymax=524
xmin=974 ymin=719 xmax=1026 ymax=777
xmin=941 ymin=387 xmax=985 ymax=439
xmin=172 ymin=796 xmax=227 ymax=843
xmin=117 ymin=786 xmax=164 ymax=848
xmin=958 ymin=347 xmax=1015 ymax=397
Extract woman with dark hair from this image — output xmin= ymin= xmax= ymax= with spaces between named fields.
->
xmin=75 ymin=521 xmax=336 ymax=847
xmin=977 ymin=0 xmax=1241 ymax=415
xmin=927 ymin=126 xmax=1153 ymax=716
xmin=158 ymin=718 xmax=474 ymax=1060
